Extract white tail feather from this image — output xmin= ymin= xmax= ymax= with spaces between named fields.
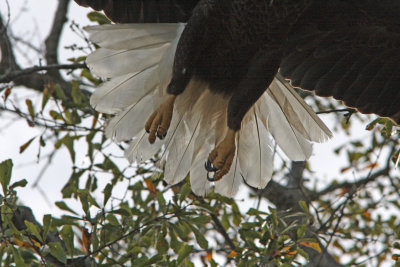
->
xmin=86 ymin=44 xmax=171 ymax=78
xmin=85 ymin=24 xmax=183 ymax=50
xmin=271 ymin=75 xmax=333 ymax=142
xmin=90 ymin=66 xmax=158 ymax=113
xmin=87 ymin=23 xmax=332 ymax=197
xmin=238 ymin=112 xmax=273 ymax=189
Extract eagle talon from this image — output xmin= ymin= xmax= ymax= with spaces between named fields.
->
xmin=205 ymin=129 xmax=237 ymax=181
xmin=157 ymin=132 xmax=168 ymax=140
xmin=205 ymin=160 xmax=218 ymax=172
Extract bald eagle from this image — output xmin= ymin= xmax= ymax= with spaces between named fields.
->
xmin=75 ymin=0 xmax=400 ymax=196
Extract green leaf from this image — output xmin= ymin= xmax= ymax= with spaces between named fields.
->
xmin=78 ymin=190 xmax=89 ymax=215
xmin=231 ymin=203 xmax=241 ymax=226
xmin=87 ymin=11 xmax=111 ymax=25
xmin=11 ymin=245 xmax=27 ymax=267
xmin=177 ymin=245 xmax=193 ymax=264
xmin=61 ymin=135 xmax=75 ymax=163
xmin=269 ymin=207 xmax=278 ymax=227
xmin=24 ymin=221 xmax=43 ymax=243
xmin=298 ymin=201 xmax=310 ymax=219
xmin=68 ymin=56 xmax=86 ymax=63
xmin=54 ymin=84 xmax=67 ymax=101
xmin=142 ymin=254 xmax=163 ymax=266
xmin=103 ymin=183 xmax=113 ymax=206
xmin=172 ymin=223 xmax=189 ymax=242
xmin=60 ymin=225 xmax=74 ymax=256
xmin=179 ymin=182 xmax=192 ymax=202
xmin=42 ymin=215 xmax=52 ymax=242
xmin=221 ymin=209 xmax=230 ymax=230
xmin=48 ymin=242 xmax=67 ymax=264
xmin=41 ymin=86 xmax=51 ymax=109
xmin=0 ymin=159 xmax=13 ymax=195
xmin=189 ymin=224 xmax=208 ymax=249
xmin=9 ymin=179 xmax=27 ymax=190
xmin=106 ymin=214 xmax=120 ymax=226
xmin=71 ymin=80 xmax=85 ymax=106
xmin=80 ymin=69 xmax=101 ymax=85
xmin=49 ymin=110 xmax=64 ymax=121
xmin=297 ymin=247 xmax=309 ymax=260
xmin=169 ymin=225 xmax=182 ymax=253
xmin=55 ymin=201 xmax=78 ymax=215
xmin=297 ymin=224 xmax=307 ymax=239
xmin=87 ymin=192 xmax=100 ymax=209
xmin=247 ymin=208 xmax=269 ymax=216
xmin=366 ymin=117 xmax=396 ymax=137
xmin=157 ymin=191 xmax=166 ymax=207
xmin=111 ymin=208 xmax=132 ymax=217
xmin=2 ymin=206 xmax=21 ymax=239
xmin=191 ymin=215 xmax=211 ymax=225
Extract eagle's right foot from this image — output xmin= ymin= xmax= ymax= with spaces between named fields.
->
xmin=206 ymin=129 xmax=237 ymax=181
xmin=145 ymin=95 xmax=176 ymax=144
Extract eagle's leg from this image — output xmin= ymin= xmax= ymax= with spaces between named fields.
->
xmin=206 ymin=129 xmax=237 ymax=181
xmin=145 ymin=4 xmax=211 ymax=144
xmin=145 ymin=95 xmax=177 ymax=144
xmin=206 ymin=50 xmax=282 ymax=181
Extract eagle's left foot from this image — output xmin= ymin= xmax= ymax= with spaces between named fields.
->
xmin=206 ymin=129 xmax=237 ymax=181
xmin=145 ymin=95 xmax=176 ymax=144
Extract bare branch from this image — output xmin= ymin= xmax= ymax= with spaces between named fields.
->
xmin=0 ymin=12 xmax=18 ymax=71
xmin=316 ymin=108 xmax=356 ymax=115
xmin=311 ymin=168 xmax=389 ymax=200
xmin=0 ymin=63 xmax=87 ymax=83
xmin=45 ymin=0 xmax=70 ymax=65
xmin=0 ymin=5 xmax=80 ymax=97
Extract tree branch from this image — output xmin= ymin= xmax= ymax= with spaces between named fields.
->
xmin=45 ymin=0 xmax=70 ymax=65
xmin=0 ymin=2 xmax=88 ymax=99
xmin=0 ymin=63 xmax=87 ymax=83
xmin=310 ymin=168 xmax=389 ymax=200
xmin=0 ymin=11 xmax=18 ymax=72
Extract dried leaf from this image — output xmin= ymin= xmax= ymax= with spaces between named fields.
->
xmin=3 ymin=87 xmax=12 ymax=101
xmin=144 ymin=179 xmax=157 ymax=195
xmin=363 ymin=211 xmax=371 ymax=220
xmin=228 ymin=251 xmax=238 ymax=258
xmin=19 ymin=137 xmax=35 ymax=154
xmin=300 ymin=241 xmax=322 ymax=253
xmin=206 ymin=250 xmax=213 ymax=261
xmin=82 ymin=227 xmax=91 ymax=253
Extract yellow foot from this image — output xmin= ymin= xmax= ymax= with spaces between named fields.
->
xmin=145 ymin=95 xmax=176 ymax=144
xmin=205 ymin=129 xmax=237 ymax=181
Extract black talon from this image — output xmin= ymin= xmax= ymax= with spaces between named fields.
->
xmin=158 ymin=132 xmax=167 ymax=140
xmin=204 ymin=160 xmax=218 ymax=172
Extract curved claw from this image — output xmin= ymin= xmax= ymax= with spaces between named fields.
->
xmin=157 ymin=131 xmax=168 ymax=140
xmin=204 ymin=160 xmax=218 ymax=172
xmin=205 ymin=161 xmax=224 ymax=182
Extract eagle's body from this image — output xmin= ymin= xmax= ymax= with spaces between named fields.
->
xmin=76 ymin=0 xmax=400 ymax=196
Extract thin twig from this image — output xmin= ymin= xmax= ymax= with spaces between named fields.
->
xmin=316 ymin=108 xmax=356 ymax=115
